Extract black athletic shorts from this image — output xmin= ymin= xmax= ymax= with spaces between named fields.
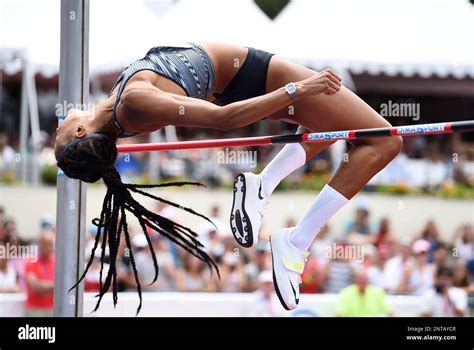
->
xmin=213 ymin=47 xmax=274 ymax=106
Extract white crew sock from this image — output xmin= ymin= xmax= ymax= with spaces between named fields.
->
xmin=260 ymin=143 xmax=307 ymax=198
xmin=291 ymin=184 xmax=348 ymax=251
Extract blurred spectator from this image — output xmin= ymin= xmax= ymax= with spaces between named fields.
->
xmin=155 ymin=202 xmax=180 ymax=266
xmin=373 ymin=217 xmax=396 ymax=249
xmin=0 ymin=243 xmax=20 ymax=293
xmin=323 ymin=241 xmax=355 ymax=293
xmin=156 ymin=201 xmax=179 ymax=223
xmin=116 ymin=233 xmax=134 ymax=291
xmin=84 ymin=255 xmax=107 ymax=292
xmin=133 ymin=234 xmax=177 ymax=292
xmin=0 ymin=215 xmax=28 ymax=291
xmin=0 ymin=206 xmax=5 ymax=226
xmin=208 ymin=204 xmax=228 ymax=236
xmin=453 ymin=260 xmax=474 ymax=293
xmin=246 ymin=270 xmax=281 ymax=317
xmin=421 ymin=266 xmax=467 ymax=317
xmin=453 ymin=260 xmax=474 ymax=314
xmin=0 ymin=207 xmax=6 ymax=258
xmin=85 ymin=224 xmax=99 ymax=254
xmin=39 ymin=132 xmax=57 ymax=169
xmin=335 ymin=268 xmax=392 ymax=317
xmin=243 ymin=241 xmax=271 ymax=292
xmin=416 ymin=220 xmax=441 ymax=261
xmin=115 ymin=153 xmax=143 ymax=182
xmin=198 ymin=206 xmax=228 ymax=258
xmin=401 ymin=239 xmax=435 ymax=295
xmin=362 ymin=244 xmax=386 ymax=288
xmin=6 ymin=232 xmax=28 ymax=292
xmin=176 ymin=254 xmax=215 ymax=292
xmin=310 ymin=224 xmax=332 ymax=264
xmin=218 ymin=252 xmax=244 ymax=292
xmin=285 ymin=218 xmax=297 ymax=228
xmin=345 ymin=198 xmax=374 ymax=237
xmin=0 ymin=133 xmax=16 ymax=177
xmin=453 ymin=223 xmax=473 ymax=264
xmin=199 ymin=225 xmax=225 ymax=258
xmin=2 ymin=218 xmax=18 ymax=244
xmin=300 ymin=255 xmax=324 ymax=293
xmin=40 ymin=214 xmax=55 ymax=231
xmin=432 ymin=243 xmax=450 ymax=270
xmin=24 ymin=230 xmax=55 ymax=317
xmin=383 ymin=241 xmax=413 ymax=294
xmin=151 ymin=234 xmax=178 ymax=291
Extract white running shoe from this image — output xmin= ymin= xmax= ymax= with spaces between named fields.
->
xmin=230 ymin=172 xmax=269 ymax=248
xmin=270 ymin=227 xmax=309 ymax=310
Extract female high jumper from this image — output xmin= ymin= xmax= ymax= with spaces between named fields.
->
xmin=55 ymin=42 xmax=402 ymax=312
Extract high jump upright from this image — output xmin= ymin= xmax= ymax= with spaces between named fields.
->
xmin=54 ymin=0 xmax=89 ymax=317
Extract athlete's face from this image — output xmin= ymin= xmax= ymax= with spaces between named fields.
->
xmin=54 ymin=110 xmax=92 ymax=160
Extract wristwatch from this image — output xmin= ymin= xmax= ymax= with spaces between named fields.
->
xmin=285 ymin=82 xmax=298 ymax=101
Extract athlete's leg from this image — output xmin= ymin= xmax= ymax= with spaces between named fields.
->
xmin=265 ymin=56 xmax=402 ymax=200
xmin=264 ymin=56 xmax=402 ymax=310
xmin=260 ymin=125 xmax=333 ymax=198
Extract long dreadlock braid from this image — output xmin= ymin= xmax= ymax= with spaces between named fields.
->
xmin=56 ymin=134 xmax=218 ymax=315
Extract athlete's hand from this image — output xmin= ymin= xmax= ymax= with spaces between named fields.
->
xmin=297 ymin=68 xmax=342 ymax=96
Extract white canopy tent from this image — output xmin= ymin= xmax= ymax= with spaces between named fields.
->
xmin=1 ymin=0 xmax=473 ymax=183
xmin=151 ymin=0 xmax=276 ymax=50
xmin=1 ymin=0 xmax=276 ymax=182
xmin=0 ymin=0 xmax=175 ymax=75
xmin=2 ymin=0 xmax=472 ymax=77
xmin=0 ymin=0 xmax=275 ymax=74
xmin=0 ymin=0 xmax=181 ymax=182
xmin=273 ymin=0 xmax=474 ymax=78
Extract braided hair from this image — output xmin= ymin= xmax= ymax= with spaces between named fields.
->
xmin=56 ymin=133 xmax=218 ymax=314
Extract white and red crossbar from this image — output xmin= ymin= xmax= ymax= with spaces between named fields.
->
xmin=117 ymin=120 xmax=474 ymax=153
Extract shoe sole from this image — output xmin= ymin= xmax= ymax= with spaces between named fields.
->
xmin=230 ymin=173 xmax=254 ymax=248
xmin=270 ymin=236 xmax=292 ymax=311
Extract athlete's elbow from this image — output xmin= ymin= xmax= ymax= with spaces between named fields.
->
xmin=216 ymin=121 xmax=234 ymax=131
xmin=218 ymin=118 xmax=241 ymax=131
xmin=213 ymin=108 xmax=235 ymax=131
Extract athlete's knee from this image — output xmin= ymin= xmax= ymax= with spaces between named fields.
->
xmin=385 ymin=136 xmax=403 ymax=160
xmin=374 ymin=119 xmax=403 ymax=160
xmin=391 ymin=136 xmax=403 ymax=158
xmin=371 ymin=136 xmax=403 ymax=166
xmin=352 ymin=136 xmax=402 ymax=167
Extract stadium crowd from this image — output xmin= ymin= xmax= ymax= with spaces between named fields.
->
xmin=1 ymin=123 xmax=473 ymax=189
xmin=0 ymin=200 xmax=472 ymax=317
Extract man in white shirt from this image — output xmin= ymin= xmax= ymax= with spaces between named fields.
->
xmin=383 ymin=242 xmax=412 ymax=294
xmin=246 ymin=270 xmax=282 ymax=317
xmin=421 ymin=266 xmax=467 ymax=317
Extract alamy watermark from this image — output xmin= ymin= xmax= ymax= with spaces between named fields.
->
xmin=0 ymin=243 xmax=38 ymax=262
xmin=216 ymin=148 xmax=257 ymax=168
xmin=325 ymin=243 xmax=365 ymax=261
xmin=18 ymin=324 xmax=55 ymax=343
xmin=55 ymin=101 xmax=96 ymax=118
xmin=380 ymin=100 xmax=420 ymax=121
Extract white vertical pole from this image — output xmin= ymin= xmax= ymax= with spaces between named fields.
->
xmin=19 ymin=64 xmax=29 ymax=183
xmin=54 ymin=0 xmax=89 ymax=317
xmin=148 ymin=131 xmax=162 ymax=181
xmin=26 ymin=64 xmax=41 ymax=185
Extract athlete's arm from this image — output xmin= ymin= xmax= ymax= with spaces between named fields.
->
xmin=121 ymin=69 xmax=341 ymax=131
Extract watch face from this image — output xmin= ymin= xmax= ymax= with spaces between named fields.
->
xmin=287 ymin=83 xmax=296 ymax=94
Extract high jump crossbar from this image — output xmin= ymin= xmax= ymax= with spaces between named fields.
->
xmin=117 ymin=120 xmax=474 ymax=153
